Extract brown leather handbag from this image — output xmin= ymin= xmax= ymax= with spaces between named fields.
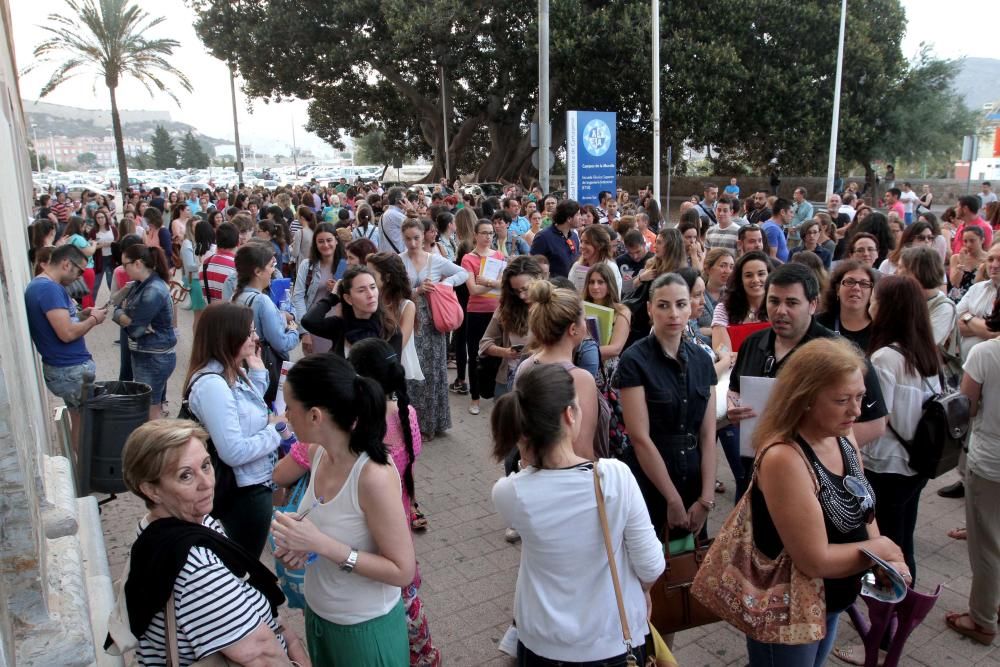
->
xmin=649 ymin=532 xmax=720 ymax=633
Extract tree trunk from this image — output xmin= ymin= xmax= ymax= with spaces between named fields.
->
xmin=108 ymin=86 xmax=129 ymax=194
xmin=863 ymin=161 xmax=875 ymax=204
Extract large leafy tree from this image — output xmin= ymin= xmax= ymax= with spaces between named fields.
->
xmin=192 ymin=0 xmax=939 ymax=185
xmin=30 ymin=0 xmax=192 ymax=192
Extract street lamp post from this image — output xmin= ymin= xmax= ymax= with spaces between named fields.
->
xmin=652 ymin=0 xmax=661 ymax=207
xmin=825 ymin=0 xmax=848 ymax=200
xmin=229 ymin=64 xmax=244 ymax=186
xmin=538 ymin=0 xmax=550 ymax=194
xmin=48 ymin=132 xmax=58 ymax=172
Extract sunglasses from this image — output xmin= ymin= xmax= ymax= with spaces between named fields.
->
xmin=843 ymin=475 xmax=876 ymax=524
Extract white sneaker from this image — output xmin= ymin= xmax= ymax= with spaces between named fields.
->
xmin=504 ymin=527 xmax=521 ymax=543
xmin=497 ymin=624 xmax=518 ymax=657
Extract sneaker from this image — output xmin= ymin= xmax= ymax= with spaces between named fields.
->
xmin=468 ymin=404 xmax=481 ymax=415
xmin=497 ymin=624 xmax=518 ymax=657
xmin=449 ymin=380 xmax=468 ymax=395
xmin=504 ymin=527 xmax=521 ymax=543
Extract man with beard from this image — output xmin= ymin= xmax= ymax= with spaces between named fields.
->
xmin=747 ymin=189 xmax=771 ymax=225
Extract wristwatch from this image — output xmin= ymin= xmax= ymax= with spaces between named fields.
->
xmin=339 ymin=548 xmax=359 ymax=573
xmin=961 ymin=313 xmax=975 ymax=324
xmin=698 ymin=498 xmax=716 ymax=511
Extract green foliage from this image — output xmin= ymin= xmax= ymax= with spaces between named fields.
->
xmin=353 ymin=130 xmax=403 ymax=169
xmin=179 ymin=130 xmax=211 ymax=169
xmin=130 ymin=149 xmax=153 ymax=170
xmin=28 ymin=145 xmax=49 ymax=171
xmin=29 ymin=0 xmax=191 ymax=191
xmin=190 ymin=0 xmax=965 ymax=184
xmin=77 ymin=152 xmax=98 ymax=167
xmin=151 ymin=126 xmax=178 ymax=169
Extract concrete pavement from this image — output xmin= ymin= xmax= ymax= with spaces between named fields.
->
xmin=85 ymin=305 xmax=1000 ymax=666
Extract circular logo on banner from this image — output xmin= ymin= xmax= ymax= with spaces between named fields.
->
xmin=582 ymin=119 xmax=612 ymax=157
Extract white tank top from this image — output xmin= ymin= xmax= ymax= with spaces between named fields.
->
xmin=302 ymin=449 xmax=402 ymax=624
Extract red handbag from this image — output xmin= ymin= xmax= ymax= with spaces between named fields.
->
xmin=425 ymin=283 xmax=464 ymax=333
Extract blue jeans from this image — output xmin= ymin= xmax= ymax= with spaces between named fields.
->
xmin=90 ymin=261 xmax=114 ymax=304
xmin=130 ymin=351 xmax=176 ymax=407
xmin=746 ymin=612 xmax=840 ymax=667
xmin=718 ymin=424 xmax=747 ymax=500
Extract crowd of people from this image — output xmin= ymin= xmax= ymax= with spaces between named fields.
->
xmin=23 ymin=175 xmax=1000 ymax=666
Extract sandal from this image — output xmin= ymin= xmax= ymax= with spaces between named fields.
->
xmin=832 ymin=643 xmax=885 ymax=666
xmin=945 ymin=612 xmax=996 ymax=645
xmin=948 ymin=527 xmax=967 ymax=540
xmin=715 ymin=479 xmax=725 ymax=494
xmin=410 ymin=504 xmax=428 ymax=532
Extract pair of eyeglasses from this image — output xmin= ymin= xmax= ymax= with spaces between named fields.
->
xmin=853 ymin=247 xmax=878 ymax=255
xmin=841 ymin=278 xmax=874 ymax=290
xmin=914 ymin=234 xmax=934 ymax=242
xmin=843 ymin=475 xmax=876 ymax=524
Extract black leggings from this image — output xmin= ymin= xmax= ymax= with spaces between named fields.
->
xmin=465 ymin=311 xmax=493 ymax=400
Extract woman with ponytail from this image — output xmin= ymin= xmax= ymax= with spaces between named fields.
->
xmin=491 ymin=363 xmax=664 ymax=664
xmin=111 ymin=244 xmax=176 ymax=419
xmin=271 ymin=353 xmax=415 ymax=666
xmin=349 ymin=338 xmax=440 ymax=665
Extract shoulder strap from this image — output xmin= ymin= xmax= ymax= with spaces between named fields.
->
xmin=593 ymin=462 xmax=636 ymax=656
xmin=165 ymin=593 xmax=180 ymax=667
xmin=754 ymin=441 xmax=820 ymax=494
xmin=183 ymin=371 xmax=227 ymax=402
xmin=380 ymin=218 xmax=401 ymax=253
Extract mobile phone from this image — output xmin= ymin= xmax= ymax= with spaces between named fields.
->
xmin=510 ymin=344 xmax=524 ymax=352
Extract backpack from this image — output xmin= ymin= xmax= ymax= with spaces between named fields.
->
xmin=178 ymin=372 xmax=239 ymax=509
xmin=598 ymin=363 xmax=630 ymax=459
xmin=928 ymin=293 xmax=962 ymax=389
xmin=886 ymin=347 xmax=970 ymax=479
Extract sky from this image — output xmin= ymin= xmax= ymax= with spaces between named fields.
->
xmin=9 ymin=0 xmax=1000 ymax=159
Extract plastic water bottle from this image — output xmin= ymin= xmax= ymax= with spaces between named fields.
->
xmin=275 ymin=421 xmax=298 ymax=455
xmin=279 ymin=298 xmax=293 ymax=315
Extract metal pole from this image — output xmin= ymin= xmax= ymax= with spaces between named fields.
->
xmin=229 ymin=65 xmax=244 ymax=186
xmin=652 ymin=0 xmax=661 ymax=208
xmin=538 ymin=0 xmax=550 ymax=193
xmin=440 ymin=64 xmax=450 ymax=183
xmin=666 ymin=146 xmax=672 ymax=222
xmin=825 ymin=0 xmax=848 ymax=200
xmin=291 ymin=116 xmax=298 ymax=173
xmin=31 ymin=124 xmax=41 ymax=172
xmin=49 ymin=132 xmax=58 ymax=172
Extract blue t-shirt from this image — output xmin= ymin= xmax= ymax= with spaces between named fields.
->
xmin=25 ymin=276 xmax=92 ymax=367
xmin=761 ymin=220 xmax=789 ymax=262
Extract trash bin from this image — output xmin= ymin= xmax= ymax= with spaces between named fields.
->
xmin=78 ymin=380 xmax=151 ymax=495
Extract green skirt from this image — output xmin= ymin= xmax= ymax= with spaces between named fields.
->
xmin=187 ymin=275 xmax=207 ymax=311
xmin=305 ymin=599 xmax=408 ymax=667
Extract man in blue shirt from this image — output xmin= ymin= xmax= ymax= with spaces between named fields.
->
xmin=530 ymin=199 xmax=583 ymax=278
xmin=25 ymin=244 xmax=105 ymax=454
xmin=504 ymin=197 xmax=530 ymax=236
xmin=762 ymin=198 xmax=791 ymax=262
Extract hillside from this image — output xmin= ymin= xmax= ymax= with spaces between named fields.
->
xmin=953 ymin=58 xmax=1000 ymax=112
xmin=22 ymin=99 xmax=228 ymax=148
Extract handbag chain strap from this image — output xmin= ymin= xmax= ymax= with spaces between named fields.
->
xmin=593 ymin=462 xmax=639 ymax=665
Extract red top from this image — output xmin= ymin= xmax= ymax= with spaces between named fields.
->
xmin=461 ymin=249 xmax=504 ymax=314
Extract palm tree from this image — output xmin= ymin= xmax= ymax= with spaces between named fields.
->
xmin=29 ymin=0 xmax=192 ymax=193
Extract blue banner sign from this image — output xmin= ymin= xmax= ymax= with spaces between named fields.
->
xmin=566 ymin=110 xmax=616 ymax=206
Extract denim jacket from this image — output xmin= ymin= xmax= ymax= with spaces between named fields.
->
xmin=234 ymin=287 xmax=300 ymax=356
xmin=291 ymin=259 xmax=326 ymax=323
xmin=188 ymin=359 xmax=279 ymax=487
xmin=115 ymin=274 xmax=176 ymax=353
xmin=492 ymin=235 xmax=530 ymax=257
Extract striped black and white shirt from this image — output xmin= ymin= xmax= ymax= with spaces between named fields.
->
xmin=134 ymin=515 xmax=286 ymax=667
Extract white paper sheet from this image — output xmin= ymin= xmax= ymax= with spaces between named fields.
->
xmin=737 ymin=375 xmax=778 ymax=457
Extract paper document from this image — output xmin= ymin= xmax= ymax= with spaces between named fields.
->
xmin=480 ymin=256 xmax=506 ymax=297
xmin=737 ymin=376 xmax=778 ymax=457
xmin=860 ymin=548 xmax=908 ymax=603
xmin=584 ymin=302 xmax=616 ymax=345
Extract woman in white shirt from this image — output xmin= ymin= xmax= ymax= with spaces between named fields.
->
xmin=862 ymin=275 xmax=941 ymax=582
xmin=569 ymin=224 xmax=622 ymax=295
xmin=491 ymin=363 xmax=664 ymax=665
